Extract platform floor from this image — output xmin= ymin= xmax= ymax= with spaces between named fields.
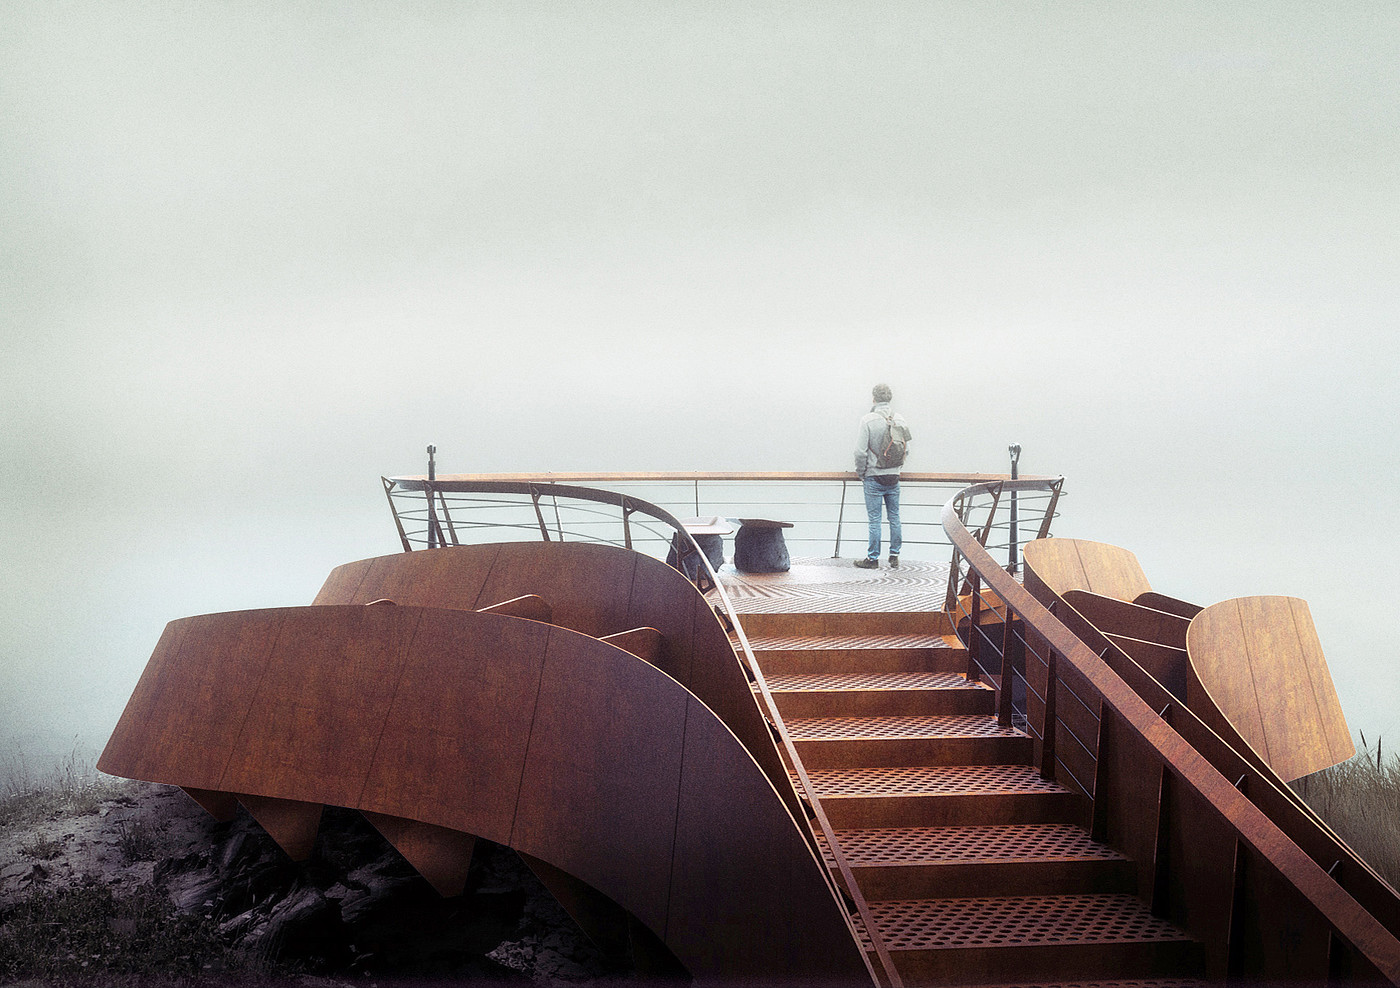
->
xmin=715 ymin=555 xmax=952 ymax=613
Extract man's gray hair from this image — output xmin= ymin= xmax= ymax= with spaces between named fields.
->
xmin=872 ymin=383 xmax=893 ymax=403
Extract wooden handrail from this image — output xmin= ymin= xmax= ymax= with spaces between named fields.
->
xmin=942 ymin=481 xmax=1400 ymax=984
xmin=388 ymin=470 xmax=1061 ymax=489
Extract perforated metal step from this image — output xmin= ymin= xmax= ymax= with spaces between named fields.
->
xmin=828 ymin=824 xmax=1126 ymax=867
xmin=868 ymin=894 xmax=1192 ymax=951
xmin=745 ymin=631 xmax=955 ymax=650
xmin=788 ymin=714 xmax=1020 ymax=742
xmin=764 ymin=671 xmax=980 ymax=692
xmin=803 ymin=763 xmax=1066 ymax=798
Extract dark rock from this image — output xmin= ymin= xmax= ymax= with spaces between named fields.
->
xmin=734 ymin=524 xmax=791 ymax=573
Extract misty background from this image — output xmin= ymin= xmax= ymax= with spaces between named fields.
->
xmin=3 ymin=3 xmax=1398 ymax=781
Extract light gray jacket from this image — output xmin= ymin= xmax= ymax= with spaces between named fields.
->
xmin=854 ymin=402 xmax=912 ymax=479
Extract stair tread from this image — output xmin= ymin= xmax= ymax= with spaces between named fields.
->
xmin=828 ymin=824 xmax=1127 ymax=867
xmin=788 ymin=714 xmax=1023 ymax=742
xmin=869 ymin=894 xmax=1194 ymax=950
xmin=762 ymin=671 xmax=986 ymax=692
xmin=802 ymin=763 xmax=1068 ymax=798
xmin=934 ymin=982 xmax=1207 ymax=988
xmin=744 ymin=631 xmax=957 ymax=649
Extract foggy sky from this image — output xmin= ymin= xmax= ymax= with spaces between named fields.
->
xmin=3 ymin=2 xmax=1398 ymax=777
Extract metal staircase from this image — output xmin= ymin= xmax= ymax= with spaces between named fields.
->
xmin=738 ymin=602 xmax=1206 ymax=986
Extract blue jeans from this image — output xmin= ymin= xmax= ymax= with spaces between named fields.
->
xmin=863 ymin=475 xmax=901 ymax=560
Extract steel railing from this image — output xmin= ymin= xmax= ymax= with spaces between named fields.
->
xmin=943 ymin=481 xmax=1400 ymax=984
xmin=382 ymin=470 xmax=1063 ymax=574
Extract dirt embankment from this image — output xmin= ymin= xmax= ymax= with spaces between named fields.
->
xmin=0 ymin=780 xmax=626 ymax=985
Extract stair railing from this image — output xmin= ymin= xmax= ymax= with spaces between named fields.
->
xmin=381 ymin=476 xmax=900 ymax=987
xmin=944 ymin=481 xmax=1400 ymax=984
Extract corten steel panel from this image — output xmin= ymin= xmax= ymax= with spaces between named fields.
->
xmin=313 ymin=544 xmax=501 ymax=609
xmin=509 ymin=627 xmax=689 ymax=937
xmin=1158 ymin=776 xmax=1239 ymax=979
xmin=1103 ymin=634 xmax=1189 ymax=701
xmin=1187 ymin=596 xmax=1354 ymax=782
xmin=362 ymin=811 xmax=477 ymax=898
xmin=476 ymin=594 xmax=552 ymax=623
xmin=479 ymin=543 xmax=640 ymax=637
xmin=665 ymin=698 xmax=870 ymax=983
xmin=598 ymin=626 xmax=663 ymax=665
xmin=100 ymin=604 xmax=867 ymax=983
xmin=1229 ymin=844 xmax=1332 ymax=980
xmin=1135 ymin=591 xmax=1204 ymax=620
xmin=358 ymin=609 xmax=552 ymax=845
xmin=238 ymin=794 xmax=324 ymax=861
xmin=1023 ymin=538 xmax=1153 ymax=602
xmin=1097 ymin=714 xmax=1168 ymax=906
xmin=98 ymin=610 xmax=282 ymax=790
xmin=313 ymin=542 xmax=804 ymax=829
xmin=220 ymin=606 xmax=423 ymax=808
xmin=1063 ymin=590 xmax=1191 ymax=650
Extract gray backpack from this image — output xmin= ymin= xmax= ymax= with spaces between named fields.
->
xmin=875 ymin=412 xmax=911 ymax=469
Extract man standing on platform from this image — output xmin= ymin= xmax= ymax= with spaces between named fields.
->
xmin=853 ymin=383 xmax=911 ymax=569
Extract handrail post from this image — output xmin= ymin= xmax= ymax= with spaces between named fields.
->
xmin=1040 ymin=647 xmax=1057 ymax=780
xmin=834 ymin=480 xmax=847 ymax=558
xmin=426 ymin=444 xmax=439 ymax=549
xmin=968 ymin=571 xmax=982 ymax=681
xmin=998 ymin=600 xmax=1015 ymax=727
xmin=1008 ymin=443 xmax=1021 ymax=574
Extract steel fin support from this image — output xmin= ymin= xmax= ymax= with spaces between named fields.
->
xmin=237 ymin=794 xmax=324 ymax=861
xmin=363 ymin=811 xmax=477 ymax=897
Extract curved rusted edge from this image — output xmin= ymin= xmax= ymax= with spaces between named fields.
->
xmin=98 ymin=605 xmax=871 ymax=985
xmin=1034 ymin=575 xmax=1400 ymax=944
xmin=944 ymin=484 xmax=1400 ymax=985
xmin=1184 ymin=595 xmax=1356 ymax=783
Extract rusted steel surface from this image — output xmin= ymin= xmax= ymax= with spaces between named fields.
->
xmin=1062 ymin=589 xmax=1191 ymax=650
xmin=313 ymin=542 xmax=802 ymax=829
xmin=1187 ymin=596 xmax=1355 ymax=782
xmin=99 ymin=605 xmax=869 ymax=984
xmin=1022 ymin=537 xmax=1153 ymax=603
xmin=954 ymin=502 xmax=1400 ymax=984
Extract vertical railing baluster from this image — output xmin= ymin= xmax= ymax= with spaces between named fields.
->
xmin=998 ymin=601 xmax=1015 ymax=727
xmin=968 ymin=571 xmax=983 ymax=681
xmin=1040 ymin=647 xmax=1058 ymax=780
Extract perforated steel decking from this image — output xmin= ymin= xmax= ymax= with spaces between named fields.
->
xmin=868 ymin=895 xmax=1192 ymax=950
xmin=801 ymin=764 xmax=1065 ymax=797
xmin=828 ymin=824 xmax=1127 ymax=867
xmin=719 ymin=555 xmax=951 ymax=613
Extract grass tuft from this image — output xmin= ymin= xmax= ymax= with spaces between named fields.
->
xmin=0 ymin=876 xmax=227 ymax=980
xmin=0 ymin=744 xmax=129 ymax=833
xmin=1295 ymin=733 xmax=1400 ymax=892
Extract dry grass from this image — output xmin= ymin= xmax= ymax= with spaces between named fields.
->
xmin=0 ymin=744 xmax=130 ymax=833
xmin=1294 ymin=733 xmax=1400 ymax=892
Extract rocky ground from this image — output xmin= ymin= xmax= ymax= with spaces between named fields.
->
xmin=0 ymin=780 xmax=631 ymax=986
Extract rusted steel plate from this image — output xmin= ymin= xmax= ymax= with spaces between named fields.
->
xmin=1186 ymin=596 xmax=1354 ymax=782
xmin=221 ymin=606 xmax=424 ymax=809
xmin=98 ymin=605 xmax=867 ymax=983
xmin=1063 ymin=590 xmax=1190 ymax=650
xmin=313 ymin=543 xmax=802 ymax=829
xmin=509 ymin=626 xmax=690 ymax=936
xmin=1023 ymin=539 xmax=1153 ymax=603
xmin=357 ymin=608 xmax=551 ymax=845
